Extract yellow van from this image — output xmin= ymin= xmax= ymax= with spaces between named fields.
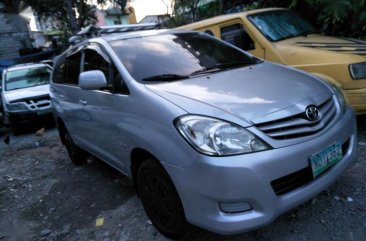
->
xmin=178 ymin=8 xmax=366 ymax=115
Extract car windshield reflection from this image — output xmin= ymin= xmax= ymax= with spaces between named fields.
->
xmin=248 ymin=10 xmax=318 ymax=42
xmin=111 ymin=33 xmax=258 ymax=82
xmin=5 ymin=66 xmax=51 ymax=91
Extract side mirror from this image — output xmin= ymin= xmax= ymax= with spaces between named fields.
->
xmin=79 ymin=70 xmax=107 ymax=90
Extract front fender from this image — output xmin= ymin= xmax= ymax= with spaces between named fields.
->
xmin=311 ymin=72 xmax=350 ymax=104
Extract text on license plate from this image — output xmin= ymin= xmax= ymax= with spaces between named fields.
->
xmin=310 ymin=142 xmax=343 ymax=178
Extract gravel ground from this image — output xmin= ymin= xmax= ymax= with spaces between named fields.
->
xmin=0 ymin=116 xmax=365 ymax=241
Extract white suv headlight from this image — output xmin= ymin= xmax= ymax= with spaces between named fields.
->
xmin=330 ymin=84 xmax=346 ymax=113
xmin=175 ymin=115 xmax=270 ymax=156
xmin=6 ymin=102 xmax=28 ymax=111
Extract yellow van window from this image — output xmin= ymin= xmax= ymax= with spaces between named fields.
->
xmin=220 ymin=24 xmax=255 ymax=51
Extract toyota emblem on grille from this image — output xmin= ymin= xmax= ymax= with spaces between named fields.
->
xmin=305 ymin=105 xmax=320 ymax=121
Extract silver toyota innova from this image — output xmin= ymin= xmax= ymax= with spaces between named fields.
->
xmin=50 ymin=25 xmax=357 ymax=239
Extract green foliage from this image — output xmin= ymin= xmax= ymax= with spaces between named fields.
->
xmin=245 ymin=2 xmax=260 ymax=11
xmin=302 ymin=0 xmax=364 ymax=37
xmin=0 ymin=0 xmax=127 ymax=35
xmin=174 ymin=0 xmax=201 ymax=22
xmin=257 ymin=0 xmax=366 ymax=38
xmin=166 ymin=0 xmax=221 ymax=27
xmin=320 ymin=0 xmax=351 ymax=22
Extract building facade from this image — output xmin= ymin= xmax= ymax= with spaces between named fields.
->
xmin=0 ymin=12 xmax=32 ymax=59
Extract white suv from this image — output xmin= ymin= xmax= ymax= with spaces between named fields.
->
xmin=1 ymin=63 xmax=52 ymax=133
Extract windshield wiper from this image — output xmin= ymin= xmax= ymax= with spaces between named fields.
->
xmin=215 ymin=61 xmax=256 ymax=69
xmin=142 ymin=74 xmax=190 ymax=81
xmin=191 ymin=61 xmax=256 ymax=76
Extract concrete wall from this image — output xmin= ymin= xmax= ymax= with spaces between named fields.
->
xmin=0 ymin=13 xmax=32 ymax=59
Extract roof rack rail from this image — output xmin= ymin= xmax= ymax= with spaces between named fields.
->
xmin=99 ymin=23 xmax=161 ymax=34
xmin=68 ymin=23 xmax=161 ymax=45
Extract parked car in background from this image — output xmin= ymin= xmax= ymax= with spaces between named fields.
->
xmin=0 ymin=68 xmax=3 ymax=126
xmin=51 ymin=25 xmax=357 ymax=239
xmin=178 ymin=8 xmax=366 ymax=115
xmin=1 ymin=63 xmax=52 ymax=133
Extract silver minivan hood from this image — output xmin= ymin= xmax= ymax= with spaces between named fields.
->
xmin=147 ymin=62 xmax=330 ymax=122
xmin=4 ymin=84 xmax=50 ymax=103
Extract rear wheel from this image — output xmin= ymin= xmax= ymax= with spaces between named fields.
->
xmin=61 ymin=126 xmax=87 ymax=165
xmin=137 ymin=159 xmax=190 ymax=239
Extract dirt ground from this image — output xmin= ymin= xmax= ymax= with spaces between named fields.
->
xmin=0 ymin=116 xmax=365 ymax=241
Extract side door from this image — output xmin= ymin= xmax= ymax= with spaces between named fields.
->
xmin=78 ymin=44 xmax=130 ymax=169
xmin=51 ymin=48 xmax=85 ymax=145
xmin=219 ymin=21 xmax=265 ymax=58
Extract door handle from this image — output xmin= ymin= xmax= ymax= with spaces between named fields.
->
xmin=79 ymin=99 xmax=87 ymax=105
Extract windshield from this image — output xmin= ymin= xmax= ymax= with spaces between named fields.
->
xmin=5 ymin=66 xmax=51 ymax=91
xmin=248 ymin=10 xmax=317 ymax=42
xmin=110 ymin=32 xmax=257 ymax=82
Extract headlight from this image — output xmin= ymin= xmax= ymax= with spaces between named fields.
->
xmin=330 ymin=84 xmax=346 ymax=112
xmin=175 ymin=115 xmax=270 ymax=156
xmin=349 ymin=62 xmax=366 ymax=80
xmin=6 ymin=102 xmax=27 ymax=111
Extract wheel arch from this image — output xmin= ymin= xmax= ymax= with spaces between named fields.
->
xmin=130 ymin=148 xmax=175 ymax=196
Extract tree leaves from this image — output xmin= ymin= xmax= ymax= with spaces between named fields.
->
xmin=1 ymin=0 xmax=127 ymax=34
xmin=321 ymin=0 xmax=351 ymax=23
xmin=266 ymin=0 xmax=366 ymax=37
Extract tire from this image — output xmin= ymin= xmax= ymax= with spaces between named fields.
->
xmin=61 ymin=126 xmax=88 ymax=165
xmin=137 ymin=159 xmax=191 ymax=239
xmin=10 ymin=122 xmax=22 ymax=136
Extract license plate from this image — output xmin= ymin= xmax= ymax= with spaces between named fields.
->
xmin=310 ymin=142 xmax=343 ymax=178
xmin=37 ymin=109 xmax=52 ymax=116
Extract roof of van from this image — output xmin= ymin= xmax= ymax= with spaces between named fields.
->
xmin=5 ymin=63 xmax=50 ymax=72
xmin=177 ymin=8 xmax=286 ymax=29
xmin=100 ymin=29 xmax=195 ymax=42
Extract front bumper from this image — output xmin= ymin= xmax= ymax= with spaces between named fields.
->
xmin=345 ymin=87 xmax=366 ymax=115
xmin=163 ymin=107 xmax=357 ymax=235
xmin=7 ymin=108 xmax=53 ymax=124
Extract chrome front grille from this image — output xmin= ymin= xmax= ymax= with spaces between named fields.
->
xmin=26 ymin=96 xmax=51 ymax=110
xmin=10 ymin=95 xmax=51 ymax=110
xmin=256 ymin=97 xmax=337 ymax=140
xmin=25 ymin=95 xmax=50 ymax=104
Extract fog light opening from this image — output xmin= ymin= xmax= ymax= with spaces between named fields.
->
xmin=219 ymin=202 xmax=252 ymax=213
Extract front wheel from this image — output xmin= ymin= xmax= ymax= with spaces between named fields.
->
xmin=137 ymin=159 xmax=191 ymax=239
xmin=61 ymin=126 xmax=87 ymax=165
